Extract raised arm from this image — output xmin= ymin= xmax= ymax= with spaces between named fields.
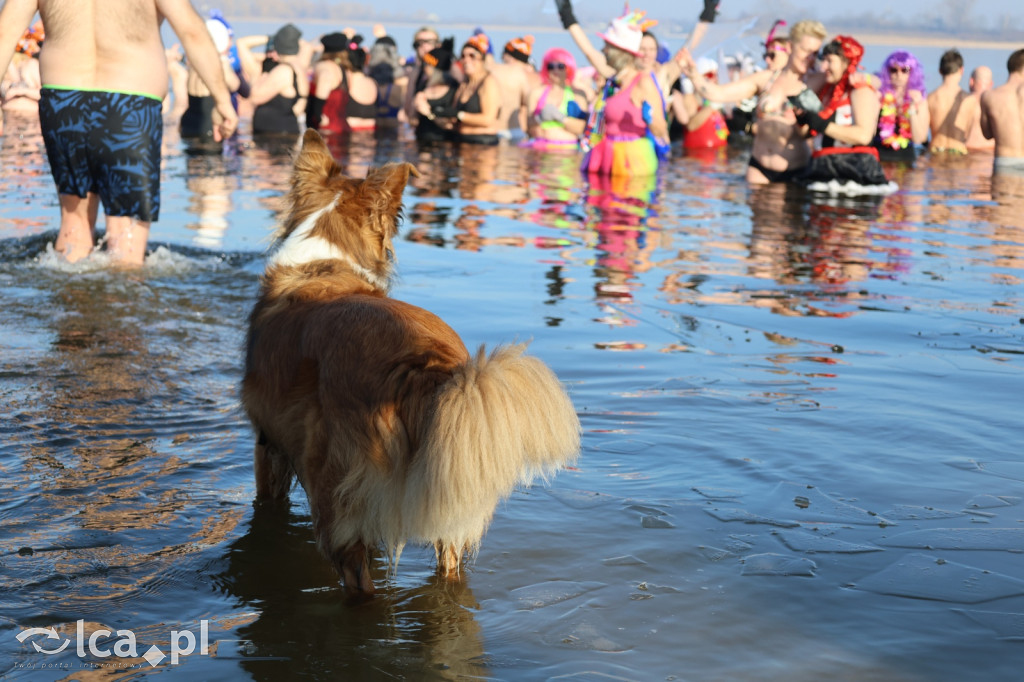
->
xmin=677 ymin=48 xmax=764 ymax=104
xmin=555 ymin=0 xmax=615 ymax=80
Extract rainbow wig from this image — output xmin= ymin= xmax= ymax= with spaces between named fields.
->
xmin=541 ymin=47 xmax=577 ymax=86
xmin=876 ymin=50 xmax=926 ymax=102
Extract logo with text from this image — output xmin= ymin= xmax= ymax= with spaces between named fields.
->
xmin=16 ymin=620 xmax=211 ymax=668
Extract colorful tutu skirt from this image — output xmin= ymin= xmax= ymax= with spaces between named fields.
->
xmin=582 ymin=135 xmax=658 ymax=178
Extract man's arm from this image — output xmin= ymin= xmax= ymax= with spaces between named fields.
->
xmin=979 ymin=92 xmax=993 ymax=140
xmin=157 ymin=0 xmax=237 ymax=140
xmin=0 ymin=0 xmax=39 ymax=135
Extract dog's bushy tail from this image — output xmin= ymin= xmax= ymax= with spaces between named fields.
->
xmin=402 ymin=343 xmax=581 ymax=556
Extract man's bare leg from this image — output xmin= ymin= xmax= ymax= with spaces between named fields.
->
xmin=105 ymin=216 xmax=151 ymax=266
xmin=54 ymin=194 xmax=99 ymax=262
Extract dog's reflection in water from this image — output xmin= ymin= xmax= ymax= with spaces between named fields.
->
xmin=220 ymin=501 xmax=490 ymax=678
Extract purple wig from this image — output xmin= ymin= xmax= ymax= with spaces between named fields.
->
xmin=876 ymin=50 xmax=926 ymax=102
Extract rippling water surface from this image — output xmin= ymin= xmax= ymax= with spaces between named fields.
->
xmin=1 ymin=116 xmax=1023 ymax=680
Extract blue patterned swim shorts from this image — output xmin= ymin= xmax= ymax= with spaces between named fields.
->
xmin=39 ymin=87 xmax=163 ymax=222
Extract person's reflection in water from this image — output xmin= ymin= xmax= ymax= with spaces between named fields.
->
xmin=585 ymin=172 xmax=660 ymax=303
xmin=217 ymin=503 xmax=489 ymax=679
xmin=987 ymin=170 xmax=1024 ymax=277
xmin=405 ymin=143 xmax=459 ymax=246
xmin=185 ymin=152 xmax=239 ymax=250
xmin=745 ymin=184 xmax=890 ymax=316
xmin=452 ymin=144 xmax=530 ymax=250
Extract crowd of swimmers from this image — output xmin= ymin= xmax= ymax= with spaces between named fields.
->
xmin=3 ymin=1 xmax=1024 ymax=266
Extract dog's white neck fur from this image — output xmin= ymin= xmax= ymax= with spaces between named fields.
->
xmin=268 ymin=194 xmax=390 ymax=290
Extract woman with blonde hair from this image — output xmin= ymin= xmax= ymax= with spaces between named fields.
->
xmin=678 ymin=19 xmax=829 ymax=183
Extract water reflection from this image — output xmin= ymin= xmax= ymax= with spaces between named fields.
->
xmin=218 ymin=504 xmax=488 ymax=679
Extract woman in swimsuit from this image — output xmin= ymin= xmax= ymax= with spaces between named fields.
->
xmin=872 ymin=50 xmax=929 ymax=162
xmin=797 ymin=35 xmax=892 ymax=191
xmin=452 ymin=34 xmax=501 ymax=145
xmin=412 ymin=38 xmax=458 ymax=144
xmin=368 ymin=36 xmax=407 ymax=131
xmin=526 ymin=48 xmax=588 ymax=149
xmin=179 ymin=20 xmax=242 ymax=141
xmin=308 ymin=34 xmax=377 ymax=134
xmin=239 ymin=26 xmax=310 ymax=136
xmin=670 ymin=57 xmax=729 ymax=152
xmin=678 ymin=19 xmax=828 ymax=184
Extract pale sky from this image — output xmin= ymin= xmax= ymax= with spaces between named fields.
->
xmin=393 ymin=0 xmax=1024 ymax=33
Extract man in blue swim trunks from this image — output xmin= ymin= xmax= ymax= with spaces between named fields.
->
xmin=0 ymin=0 xmax=238 ymax=266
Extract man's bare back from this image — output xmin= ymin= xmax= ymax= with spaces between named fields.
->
xmin=927 ymin=81 xmax=974 ymax=153
xmin=980 ymin=51 xmax=1024 ymax=160
xmin=2 ymin=0 xmax=233 ymax=120
xmin=965 ymin=66 xmax=995 ymax=151
xmin=489 ymin=61 xmax=530 ymax=133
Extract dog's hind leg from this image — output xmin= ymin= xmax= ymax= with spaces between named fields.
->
xmin=333 ymin=542 xmax=376 ymax=594
xmin=435 ymin=542 xmax=466 ymax=581
xmin=253 ymin=432 xmax=293 ymax=500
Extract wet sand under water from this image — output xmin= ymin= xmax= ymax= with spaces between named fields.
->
xmin=1 ymin=119 xmax=1023 ymax=680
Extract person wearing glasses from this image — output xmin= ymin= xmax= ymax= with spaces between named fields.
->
xmin=526 ymin=47 xmax=588 ymax=149
xmin=452 ymin=34 xmax=500 ymax=145
xmin=402 ymin=26 xmax=440 ymax=126
xmin=872 ymin=50 xmax=929 ymax=162
xmin=678 ymin=19 xmax=828 ymax=183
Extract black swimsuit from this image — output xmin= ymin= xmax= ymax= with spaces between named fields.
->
xmin=253 ymin=65 xmax=300 ymax=135
xmin=456 ymin=78 xmax=498 ymax=146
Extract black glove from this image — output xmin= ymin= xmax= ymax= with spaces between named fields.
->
xmin=555 ymin=0 xmax=578 ymax=29
xmin=797 ymin=110 xmax=832 ymax=135
xmin=700 ymin=0 xmax=719 ymax=22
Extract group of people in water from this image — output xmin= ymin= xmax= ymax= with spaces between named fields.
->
xmin=156 ymin=2 xmax=1024 ymax=195
xmin=2 ymin=0 xmax=1024 ymax=266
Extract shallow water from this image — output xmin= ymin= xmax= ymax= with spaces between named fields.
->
xmin=1 ymin=116 xmax=1023 ymax=681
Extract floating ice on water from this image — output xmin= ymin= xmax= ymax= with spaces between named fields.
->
xmin=641 ymin=515 xmax=674 ymax=529
xmin=877 ymin=528 xmax=1024 ymax=552
xmin=878 ymin=504 xmax=964 ymax=521
xmin=953 ymin=608 xmax=1024 ymax=640
xmin=602 ymin=555 xmax=647 ymax=566
xmin=853 ymin=553 xmax=1024 ymax=603
xmin=547 ymin=489 xmax=618 ymax=509
xmin=773 ymin=529 xmax=882 ymax=554
xmin=965 ymin=494 xmax=1021 ymax=509
xmin=510 ymin=580 xmax=605 ymax=610
xmin=762 ymin=482 xmax=895 ymax=526
xmin=704 ymin=507 xmax=800 ymax=528
xmin=740 ymin=553 xmax=817 ymax=577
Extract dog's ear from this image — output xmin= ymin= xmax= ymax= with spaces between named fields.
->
xmin=293 ymin=129 xmax=340 ymax=186
xmin=361 ymin=163 xmax=420 ymax=224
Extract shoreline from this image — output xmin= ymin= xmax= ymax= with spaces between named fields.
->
xmin=233 ymin=16 xmax=1022 ymax=50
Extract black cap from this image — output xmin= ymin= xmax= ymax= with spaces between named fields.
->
xmin=273 ymin=23 xmax=301 ymax=56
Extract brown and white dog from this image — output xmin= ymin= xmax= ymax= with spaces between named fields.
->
xmin=241 ymin=130 xmax=581 ymax=593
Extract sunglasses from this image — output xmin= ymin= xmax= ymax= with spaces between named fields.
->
xmin=413 ymin=38 xmax=437 ymax=49
xmin=763 ymin=51 xmax=778 ymax=60
xmin=889 ymin=66 xmax=910 ymax=74
xmin=546 ymin=62 xmax=567 ymax=71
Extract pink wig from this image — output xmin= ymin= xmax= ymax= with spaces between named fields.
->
xmin=876 ymin=50 xmax=926 ymax=102
xmin=541 ymin=47 xmax=577 ymax=86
